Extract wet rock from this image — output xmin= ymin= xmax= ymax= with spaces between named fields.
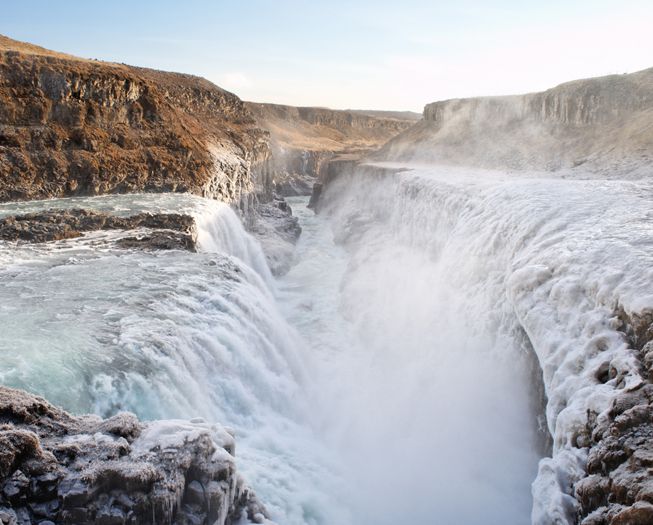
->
xmin=0 ymin=208 xmax=198 ymax=251
xmin=27 ymin=499 xmax=59 ymax=519
xmin=575 ymin=475 xmax=610 ymax=514
xmin=12 ymin=508 xmax=29 ymax=525
xmin=96 ymin=413 xmax=141 ymax=442
xmin=115 ymin=230 xmax=196 ymax=251
xmin=2 ymin=471 xmax=28 ymax=501
xmin=184 ymin=481 xmax=205 ymax=506
xmin=611 ymin=501 xmax=653 ymax=524
xmin=250 ymin=196 xmax=301 ymax=275
xmin=95 ymin=505 xmax=126 ymax=525
xmin=30 ymin=472 xmax=60 ymax=501
xmin=574 ymin=312 xmax=653 ymax=524
xmin=57 ymin=476 xmax=97 ymax=507
xmin=0 ymin=386 xmax=269 ymax=525
xmin=58 ymin=507 xmax=88 ymax=524
xmin=0 ymin=508 xmax=17 ymax=525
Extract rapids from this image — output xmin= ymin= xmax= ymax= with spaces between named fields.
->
xmin=0 ymin=165 xmax=652 ymax=524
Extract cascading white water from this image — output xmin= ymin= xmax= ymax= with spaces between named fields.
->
xmin=304 ymin=164 xmax=653 ymax=524
xmin=0 ymin=165 xmax=651 ymax=525
xmin=279 ymin=187 xmax=541 ymax=524
xmin=0 ymin=193 xmax=348 ymax=524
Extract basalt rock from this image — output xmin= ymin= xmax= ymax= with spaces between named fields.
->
xmin=0 ymin=34 xmax=272 ymax=209
xmin=0 ymin=386 xmax=268 ymax=525
xmin=574 ymin=314 xmax=653 ymax=524
xmin=248 ymin=196 xmax=302 ymax=275
xmin=0 ymin=208 xmax=197 ymax=250
xmin=115 ymin=230 xmax=196 ymax=251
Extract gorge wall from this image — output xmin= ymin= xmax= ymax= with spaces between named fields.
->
xmin=246 ymin=102 xmax=418 ymax=195
xmin=0 ymin=35 xmax=272 ymax=209
xmin=377 ymin=67 xmax=653 ymax=176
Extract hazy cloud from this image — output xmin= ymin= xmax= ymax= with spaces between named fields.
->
xmin=217 ymin=72 xmax=252 ymax=91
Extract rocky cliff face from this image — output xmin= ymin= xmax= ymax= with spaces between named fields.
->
xmin=246 ymin=102 xmax=417 ymax=195
xmin=0 ymin=386 xmax=268 ymax=525
xmin=379 ymin=68 xmax=653 ymax=176
xmin=0 ymin=35 xmax=272 ymax=208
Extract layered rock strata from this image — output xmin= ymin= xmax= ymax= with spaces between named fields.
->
xmin=0 ymin=34 xmax=306 ymax=266
xmin=0 ymin=386 xmax=267 ymax=525
xmin=0 ymin=35 xmax=271 ymax=208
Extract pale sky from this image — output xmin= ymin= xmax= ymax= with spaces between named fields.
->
xmin=2 ymin=0 xmax=652 ymax=112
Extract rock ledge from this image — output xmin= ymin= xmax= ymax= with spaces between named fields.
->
xmin=0 ymin=386 xmax=268 ymax=525
xmin=0 ymin=208 xmax=197 ymax=251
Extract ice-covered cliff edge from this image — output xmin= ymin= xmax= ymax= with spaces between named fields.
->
xmin=318 ymin=165 xmax=653 ymax=525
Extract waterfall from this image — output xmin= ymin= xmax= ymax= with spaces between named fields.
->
xmin=310 ymin=165 xmax=653 ymax=524
xmin=1 ymin=167 xmax=651 ymax=524
xmin=0 ymin=193 xmax=345 ymax=524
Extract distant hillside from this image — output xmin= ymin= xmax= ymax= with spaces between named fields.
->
xmin=246 ymin=102 xmax=415 ymax=194
xmin=377 ymin=68 xmax=653 ymax=177
xmin=346 ymin=109 xmax=421 ymax=121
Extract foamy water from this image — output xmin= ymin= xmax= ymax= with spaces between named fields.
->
xmin=0 ymin=165 xmax=651 ymax=524
xmin=315 ymin=165 xmax=653 ymax=524
xmin=0 ymin=194 xmax=342 ymax=524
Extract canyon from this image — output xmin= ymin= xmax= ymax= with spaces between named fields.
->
xmin=0 ymin=33 xmax=652 ymax=525
xmin=245 ymin=102 xmax=417 ymax=195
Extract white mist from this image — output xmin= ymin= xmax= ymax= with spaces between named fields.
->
xmin=280 ymin=188 xmax=540 ymax=524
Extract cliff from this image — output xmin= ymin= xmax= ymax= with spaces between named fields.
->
xmin=0 ymin=386 xmax=268 ymax=525
xmin=245 ymin=102 xmax=416 ymax=194
xmin=377 ymin=68 xmax=653 ymax=176
xmin=0 ymin=35 xmax=272 ymax=207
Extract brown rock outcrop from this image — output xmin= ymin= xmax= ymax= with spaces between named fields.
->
xmin=0 ymin=34 xmax=272 ymax=207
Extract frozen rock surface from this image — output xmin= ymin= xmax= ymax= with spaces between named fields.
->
xmin=248 ymin=196 xmax=301 ymax=275
xmin=575 ymin=312 xmax=653 ymax=525
xmin=0 ymin=386 xmax=268 ymax=525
